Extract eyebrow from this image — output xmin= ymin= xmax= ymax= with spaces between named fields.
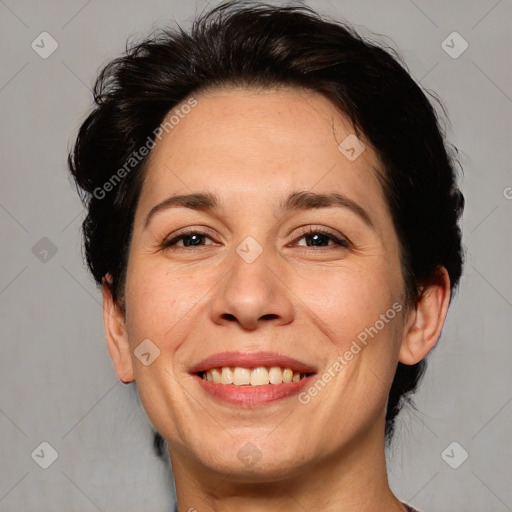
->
xmin=144 ymin=192 xmax=220 ymax=228
xmin=281 ymin=191 xmax=373 ymax=227
xmin=144 ymin=190 xmax=373 ymax=228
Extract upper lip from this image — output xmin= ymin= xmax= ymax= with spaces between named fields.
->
xmin=189 ymin=351 xmax=317 ymax=374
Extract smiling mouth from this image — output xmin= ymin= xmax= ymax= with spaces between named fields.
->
xmin=197 ymin=366 xmax=313 ymax=386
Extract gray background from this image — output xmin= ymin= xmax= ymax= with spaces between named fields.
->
xmin=0 ymin=0 xmax=511 ymax=511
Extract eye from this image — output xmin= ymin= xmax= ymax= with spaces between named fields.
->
xmin=293 ymin=227 xmax=350 ymax=249
xmin=161 ymin=226 xmax=350 ymax=251
xmin=162 ymin=228 xmax=217 ymax=249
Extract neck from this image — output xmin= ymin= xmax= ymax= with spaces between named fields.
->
xmin=169 ymin=422 xmax=406 ymax=512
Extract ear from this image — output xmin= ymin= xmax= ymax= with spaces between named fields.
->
xmin=399 ymin=267 xmax=451 ymax=365
xmin=102 ymin=275 xmax=134 ymax=383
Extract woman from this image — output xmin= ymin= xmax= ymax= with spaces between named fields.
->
xmin=68 ymin=2 xmax=464 ymax=511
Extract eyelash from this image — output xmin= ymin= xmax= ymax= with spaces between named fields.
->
xmin=161 ymin=226 xmax=350 ymax=251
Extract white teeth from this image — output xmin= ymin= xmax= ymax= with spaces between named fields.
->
xmin=211 ymin=368 xmax=222 ymax=383
xmin=282 ymin=368 xmax=293 ymax=383
xmin=221 ymin=367 xmax=234 ymax=384
xmin=269 ymin=367 xmax=283 ymax=384
xmin=233 ymin=367 xmax=251 ymax=385
xmin=201 ymin=366 xmax=310 ymax=386
xmin=250 ymin=367 xmax=269 ymax=386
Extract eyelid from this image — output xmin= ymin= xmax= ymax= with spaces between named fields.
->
xmin=162 ymin=226 xmax=220 ymax=247
xmin=289 ymin=225 xmax=351 ymax=248
xmin=161 ymin=225 xmax=350 ymax=250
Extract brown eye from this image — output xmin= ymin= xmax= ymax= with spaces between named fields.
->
xmin=162 ymin=229 xmax=217 ymax=250
xmin=294 ymin=228 xmax=350 ymax=249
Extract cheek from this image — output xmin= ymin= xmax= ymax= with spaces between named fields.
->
xmin=295 ymin=261 xmax=403 ymax=340
xmin=293 ymin=259 xmax=406 ymax=400
xmin=124 ymin=263 xmax=176 ymax=342
xmin=123 ymin=257 xmax=218 ymax=348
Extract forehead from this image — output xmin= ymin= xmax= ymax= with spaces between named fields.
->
xmin=139 ymin=86 xmax=387 ymax=220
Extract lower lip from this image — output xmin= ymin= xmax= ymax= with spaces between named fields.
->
xmin=192 ymin=374 xmax=315 ymax=406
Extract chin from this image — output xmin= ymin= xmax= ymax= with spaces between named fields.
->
xmin=182 ymin=430 xmax=317 ymax=482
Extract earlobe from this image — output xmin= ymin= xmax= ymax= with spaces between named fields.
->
xmin=399 ymin=268 xmax=451 ymax=365
xmin=102 ymin=275 xmax=134 ymax=383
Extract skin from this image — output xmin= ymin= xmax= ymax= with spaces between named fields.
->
xmin=102 ymin=86 xmax=451 ymax=512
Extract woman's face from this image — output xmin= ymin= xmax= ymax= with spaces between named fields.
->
xmin=116 ymin=87 xmax=411 ymax=479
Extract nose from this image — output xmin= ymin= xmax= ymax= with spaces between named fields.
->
xmin=210 ymin=245 xmax=295 ymax=331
